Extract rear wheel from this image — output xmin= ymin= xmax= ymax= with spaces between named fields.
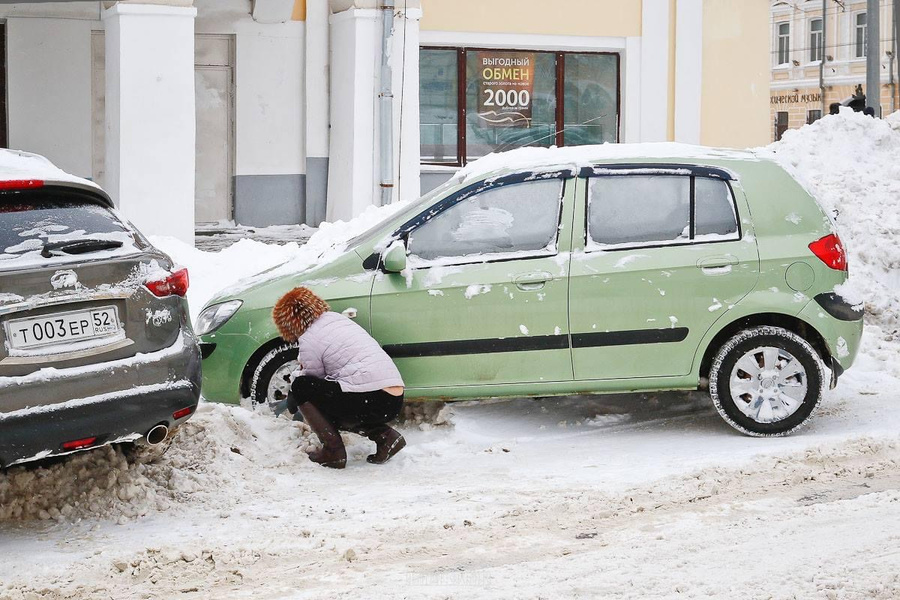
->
xmin=248 ymin=343 xmax=299 ymax=412
xmin=709 ymin=326 xmax=825 ymax=437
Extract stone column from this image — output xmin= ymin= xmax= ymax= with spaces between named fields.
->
xmin=103 ymin=1 xmax=197 ymax=244
xmin=326 ymin=0 xmax=421 ymax=223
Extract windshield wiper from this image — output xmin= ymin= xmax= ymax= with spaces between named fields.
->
xmin=40 ymin=238 xmax=124 ymax=258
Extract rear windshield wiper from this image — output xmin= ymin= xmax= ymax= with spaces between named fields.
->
xmin=40 ymin=238 xmax=124 ymax=258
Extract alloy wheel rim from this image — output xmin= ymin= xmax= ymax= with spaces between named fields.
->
xmin=729 ymin=345 xmax=808 ymax=424
xmin=266 ymin=361 xmax=298 ymax=408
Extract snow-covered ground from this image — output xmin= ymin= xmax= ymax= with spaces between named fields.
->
xmin=2 ymin=111 xmax=899 ymax=599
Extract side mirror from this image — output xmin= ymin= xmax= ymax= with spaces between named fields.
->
xmin=382 ymin=240 xmax=408 ymax=273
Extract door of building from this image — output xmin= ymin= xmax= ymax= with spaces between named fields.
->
xmin=194 ymin=35 xmax=234 ymax=224
xmin=90 ymin=33 xmax=235 ymax=224
xmin=775 ymin=111 xmax=789 ymax=142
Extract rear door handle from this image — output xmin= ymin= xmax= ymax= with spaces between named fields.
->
xmin=697 ymin=255 xmax=739 ymax=274
xmin=515 ymin=272 xmax=551 ymax=291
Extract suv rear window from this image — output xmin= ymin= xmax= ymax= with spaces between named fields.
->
xmin=0 ymin=191 xmax=136 ymax=268
xmin=587 ymin=175 xmax=739 ymax=249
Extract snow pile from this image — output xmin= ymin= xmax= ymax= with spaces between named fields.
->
xmin=0 ymin=404 xmax=319 ymax=523
xmin=766 ymin=110 xmax=900 ymax=338
xmin=151 ymin=236 xmax=305 ymax=321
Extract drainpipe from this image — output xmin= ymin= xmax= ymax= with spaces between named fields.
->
xmin=895 ymin=0 xmax=900 ymax=112
xmin=820 ymin=0 xmax=827 ymax=116
xmin=866 ymin=0 xmax=880 ymax=116
xmin=379 ymin=0 xmax=395 ymax=206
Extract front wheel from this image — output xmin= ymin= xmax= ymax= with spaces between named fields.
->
xmin=709 ymin=326 xmax=825 ymax=437
xmin=248 ymin=343 xmax=299 ymax=412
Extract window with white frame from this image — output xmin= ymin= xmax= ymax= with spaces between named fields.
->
xmin=809 ymin=18 xmax=823 ymax=62
xmin=855 ymin=13 xmax=867 ymax=58
xmin=776 ymin=22 xmax=791 ymax=65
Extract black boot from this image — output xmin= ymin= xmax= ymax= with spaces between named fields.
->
xmin=360 ymin=425 xmax=406 ymax=464
xmin=298 ymin=403 xmax=347 ymax=469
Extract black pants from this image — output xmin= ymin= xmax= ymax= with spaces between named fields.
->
xmin=289 ymin=376 xmax=404 ymax=431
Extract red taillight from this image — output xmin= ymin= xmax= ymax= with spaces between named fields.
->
xmin=172 ymin=406 xmax=195 ymax=420
xmin=61 ymin=437 xmax=97 ymax=451
xmin=808 ymin=233 xmax=847 ymax=271
xmin=146 ymin=268 xmax=190 ymax=297
xmin=0 ymin=179 xmax=44 ymax=190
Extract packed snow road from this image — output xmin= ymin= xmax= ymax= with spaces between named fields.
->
xmin=1 ymin=111 xmax=900 ymax=598
xmin=1 ymin=371 xmax=899 ymax=599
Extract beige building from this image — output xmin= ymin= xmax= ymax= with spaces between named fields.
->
xmin=770 ymin=0 xmax=899 ymax=141
xmin=0 ymin=0 xmax=772 ymax=244
xmin=419 ymin=0 xmax=772 ymax=192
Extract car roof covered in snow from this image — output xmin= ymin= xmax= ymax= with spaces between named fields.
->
xmin=453 ymin=142 xmax=763 ymax=184
xmin=0 ymin=148 xmax=112 ymax=207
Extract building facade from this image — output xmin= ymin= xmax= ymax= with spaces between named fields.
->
xmin=770 ymin=0 xmax=899 ymax=141
xmin=0 ymin=0 xmax=771 ymax=244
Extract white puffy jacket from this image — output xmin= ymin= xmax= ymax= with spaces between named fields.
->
xmin=292 ymin=311 xmax=404 ymax=393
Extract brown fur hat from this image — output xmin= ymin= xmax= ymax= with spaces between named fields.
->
xmin=272 ymin=287 xmax=330 ymax=342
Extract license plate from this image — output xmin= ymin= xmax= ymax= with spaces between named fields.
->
xmin=4 ymin=306 xmax=121 ymax=350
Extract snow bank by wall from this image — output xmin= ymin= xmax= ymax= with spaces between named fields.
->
xmin=766 ymin=110 xmax=900 ymax=338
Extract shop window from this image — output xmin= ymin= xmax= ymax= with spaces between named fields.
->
xmin=776 ymin=22 xmax=791 ymax=65
xmin=420 ymin=48 xmax=619 ymax=166
xmin=807 ymin=109 xmax=822 ymax=125
xmin=855 ymin=13 xmax=867 ymax=58
xmin=420 ymin=49 xmax=459 ymax=164
xmin=809 ymin=19 xmax=823 ymax=63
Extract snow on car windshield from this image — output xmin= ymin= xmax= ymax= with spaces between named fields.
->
xmin=0 ymin=194 xmax=138 ymax=270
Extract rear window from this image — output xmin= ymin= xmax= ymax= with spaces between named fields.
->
xmin=587 ymin=175 xmax=739 ymax=249
xmin=0 ymin=191 xmax=137 ymax=269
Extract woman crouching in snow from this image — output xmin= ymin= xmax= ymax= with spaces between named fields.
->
xmin=273 ymin=287 xmax=406 ymax=469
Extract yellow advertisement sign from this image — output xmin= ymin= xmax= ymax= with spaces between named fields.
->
xmin=476 ymin=51 xmax=536 ymax=128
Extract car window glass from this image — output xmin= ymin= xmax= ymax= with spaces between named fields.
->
xmin=407 ymin=179 xmax=563 ymax=262
xmin=588 ymin=176 xmax=690 ymax=247
xmin=694 ymin=178 xmax=738 ymax=238
xmin=0 ymin=194 xmax=133 ymax=262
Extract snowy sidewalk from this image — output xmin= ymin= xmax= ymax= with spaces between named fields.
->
xmin=195 ymin=223 xmax=315 ymax=252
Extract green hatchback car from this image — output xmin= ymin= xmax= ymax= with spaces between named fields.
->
xmin=197 ymin=148 xmax=863 ymax=436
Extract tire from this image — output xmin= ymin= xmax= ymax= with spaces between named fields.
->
xmin=248 ymin=343 xmax=299 ymax=411
xmin=709 ymin=326 xmax=825 ymax=437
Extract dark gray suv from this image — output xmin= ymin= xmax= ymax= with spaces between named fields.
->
xmin=0 ymin=152 xmax=201 ymax=467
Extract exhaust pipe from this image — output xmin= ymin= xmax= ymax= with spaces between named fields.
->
xmin=145 ymin=424 xmax=169 ymax=446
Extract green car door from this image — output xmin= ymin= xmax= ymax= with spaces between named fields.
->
xmin=569 ymin=165 xmax=760 ymax=380
xmin=369 ymin=173 xmax=576 ymax=391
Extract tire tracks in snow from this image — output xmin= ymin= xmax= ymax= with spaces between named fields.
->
xmin=4 ymin=436 xmax=900 ymax=599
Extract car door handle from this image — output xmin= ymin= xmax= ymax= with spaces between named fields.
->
xmin=697 ymin=255 xmax=739 ymax=274
xmin=697 ymin=255 xmax=739 ymax=268
xmin=515 ymin=273 xmax=551 ymax=291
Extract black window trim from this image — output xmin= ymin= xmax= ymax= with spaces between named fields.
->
xmin=419 ymin=46 xmax=622 ymax=168
xmin=580 ymin=165 xmax=743 ymax=253
xmin=376 ymin=170 xmax=574 ymax=271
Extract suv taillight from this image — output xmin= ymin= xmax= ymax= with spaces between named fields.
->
xmin=146 ymin=268 xmax=190 ymax=297
xmin=808 ymin=233 xmax=847 ymax=271
xmin=0 ymin=179 xmax=44 ymax=190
